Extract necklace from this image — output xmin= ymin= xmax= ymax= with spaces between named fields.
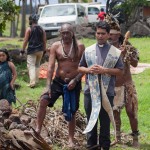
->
xmin=61 ymin=40 xmax=73 ymax=59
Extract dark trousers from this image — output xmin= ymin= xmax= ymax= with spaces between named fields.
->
xmin=84 ymin=93 xmax=114 ymax=150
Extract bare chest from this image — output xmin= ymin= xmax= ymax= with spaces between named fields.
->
xmin=56 ymin=45 xmax=80 ymax=63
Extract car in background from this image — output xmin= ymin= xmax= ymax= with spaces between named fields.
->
xmin=37 ymin=6 xmax=44 ymax=15
xmin=38 ymin=3 xmax=88 ymax=39
xmin=81 ymin=3 xmax=106 ymax=25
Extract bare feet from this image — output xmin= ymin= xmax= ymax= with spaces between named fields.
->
xmin=111 ymin=140 xmax=118 ymax=146
xmin=35 ymin=128 xmax=41 ymax=134
xmin=133 ymin=139 xmax=140 ymax=148
xmin=24 ymin=130 xmax=33 ymax=134
xmin=24 ymin=128 xmax=41 ymax=135
xmin=111 ymin=137 xmax=121 ymax=146
xmin=68 ymin=139 xmax=75 ymax=148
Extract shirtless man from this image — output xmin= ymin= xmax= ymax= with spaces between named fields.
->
xmin=35 ymin=23 xmax=85 ymax=147
xmin=108 ymin=23 xmax=139 ymax=147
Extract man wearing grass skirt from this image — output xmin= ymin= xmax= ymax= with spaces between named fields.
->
xmin=106 ymin=14 xmax=140 ymax=148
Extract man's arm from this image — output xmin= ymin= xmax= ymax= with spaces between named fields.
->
xmin=8 ymin=61 xmax=17 ymax=90
xmin=22 ymin=27 xmax=30 ymax=52
xmin=121 ymin=45 xmax=139 ymax=67
xmin=42 ymin=29 xmax=47 ymax=52
xmin=78 ymin=66 xmax=96 ymax=74
xmin=68 ymin=43 xmax=85 ymax=90
xmin=73 ymin=43 xmax=85 ymax=81
xmin=68 ymin=73 xmax=84 ymax=90
xmin=103 ymin=67 xmax=123 ymax=76
xmin=46 ymin=43 xmax=57 ymax=94
xmin=78 ymin=51 xmax=92 ymax=74
xmin=129 ymin=50 xmax=139 ymax=67
xmin=79 ymin=65 xmax=123 ymax=76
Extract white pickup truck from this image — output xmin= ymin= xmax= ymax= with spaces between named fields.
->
xmin=38 ymin=3 xmax=88 ymax=39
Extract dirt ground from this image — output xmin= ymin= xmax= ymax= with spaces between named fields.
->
xmin=130 ymin=63 xmax=150 ymax=74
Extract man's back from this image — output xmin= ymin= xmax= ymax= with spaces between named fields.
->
xmin=27 ymin=25 xmax=44 ymax=54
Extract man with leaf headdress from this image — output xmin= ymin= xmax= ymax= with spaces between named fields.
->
xmin=107 ymin=14 xmax=140 ymax=148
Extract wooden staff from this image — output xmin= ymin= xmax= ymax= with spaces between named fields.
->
xmin=123 ymin=31 xmax=130 ymax=46
xmin=123 ymin=31 xmax=134 ymax=63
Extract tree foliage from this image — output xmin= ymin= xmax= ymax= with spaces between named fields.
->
xmin=0 ymin=0 xmax=20 ymax=32
xmin=107 ymin=0 xmax=150 ymax=24
xmin=119 ymin=0 xmax=150 ymax=16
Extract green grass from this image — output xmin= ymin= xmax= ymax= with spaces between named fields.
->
xmin=0 ymin=36 xmax=150 ymax=149
xmin=80 ymin=38 xmax=96 ymax=47
xmin=0 ymin=38 xmax=22 ymax=49
xmin=114 ymin=69 xmax=150 ymax=150
xmin=129 ymin=37 xmax=150 ymax=63
xmin=81 ymin=37 xmax=150 ymax=64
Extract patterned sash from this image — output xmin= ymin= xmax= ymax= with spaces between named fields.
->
xmin=83 ymin=44 xmax=121 ymax=137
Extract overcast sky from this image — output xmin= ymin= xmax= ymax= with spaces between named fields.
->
xmin=15 ymin=0 xmax=106 ymax=5
xmin=15 ymin=0 xmax=59 ymax=5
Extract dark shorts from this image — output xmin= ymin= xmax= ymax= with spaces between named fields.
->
xmin=41 ymin=77 xmax=81 ymax=111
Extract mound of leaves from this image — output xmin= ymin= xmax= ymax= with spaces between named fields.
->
xmin=0 ymin=99 xmax=86 ymax=150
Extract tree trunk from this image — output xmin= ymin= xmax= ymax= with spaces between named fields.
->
xmin=30 ymin=0 xmax=33 ymax=14
xmin=16 ymin=0 xmax=21 ymax=35
xmin=20 ymin=0 xmax=27 ymax=38
xmin=10 ymin=0 xmax=17 ymax=37
xmin=10 ymin=20 xmax=17 ymax=37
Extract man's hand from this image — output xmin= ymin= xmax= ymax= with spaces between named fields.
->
xmin=10 ymin=82 xmax=14 ymax=90
xmin=120 ymin=46 xmax=126 ymax=56
xmin=87 ymin=65 xmax=105 ymax=75
xmin=67 ymin=79 xmax=77 ymax=90
xmin=48 ymin=89 xmax=51 ymax=98
xmin=20 ymin=50 xmax=25 ymax=56
xmin=43 ymin=85 xmax=51 ymax=98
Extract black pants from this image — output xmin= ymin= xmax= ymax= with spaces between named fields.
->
xmin=41 ymin=77 xmax=81 ymax=111
xmin=84 ymin=93 xmax=114 ymax=150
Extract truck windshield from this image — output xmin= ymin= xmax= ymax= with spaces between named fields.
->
xmin=41 ymin=5 xmax=76 ymax=17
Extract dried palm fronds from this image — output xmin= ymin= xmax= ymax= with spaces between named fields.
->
xmin=0 ymin=99 xmax=86 ymax=149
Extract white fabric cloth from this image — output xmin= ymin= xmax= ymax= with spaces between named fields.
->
xmin=113 ymin=86 xmax=125 ymax=111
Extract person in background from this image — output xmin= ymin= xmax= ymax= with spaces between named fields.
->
xmin=21 ymin=14 xmax=46 ymax=88
xmin=35 ymin=23 xmax=85 ymax=148
xmin=0 ymin=49 xmax=17 ymax=104
xmin=78 ymin=21 xmax=124 ymax=150
xmin=97 ymin=8 xmax=106 ymax=21
xmin=107 ymin=15 xmax=140 ymax=148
